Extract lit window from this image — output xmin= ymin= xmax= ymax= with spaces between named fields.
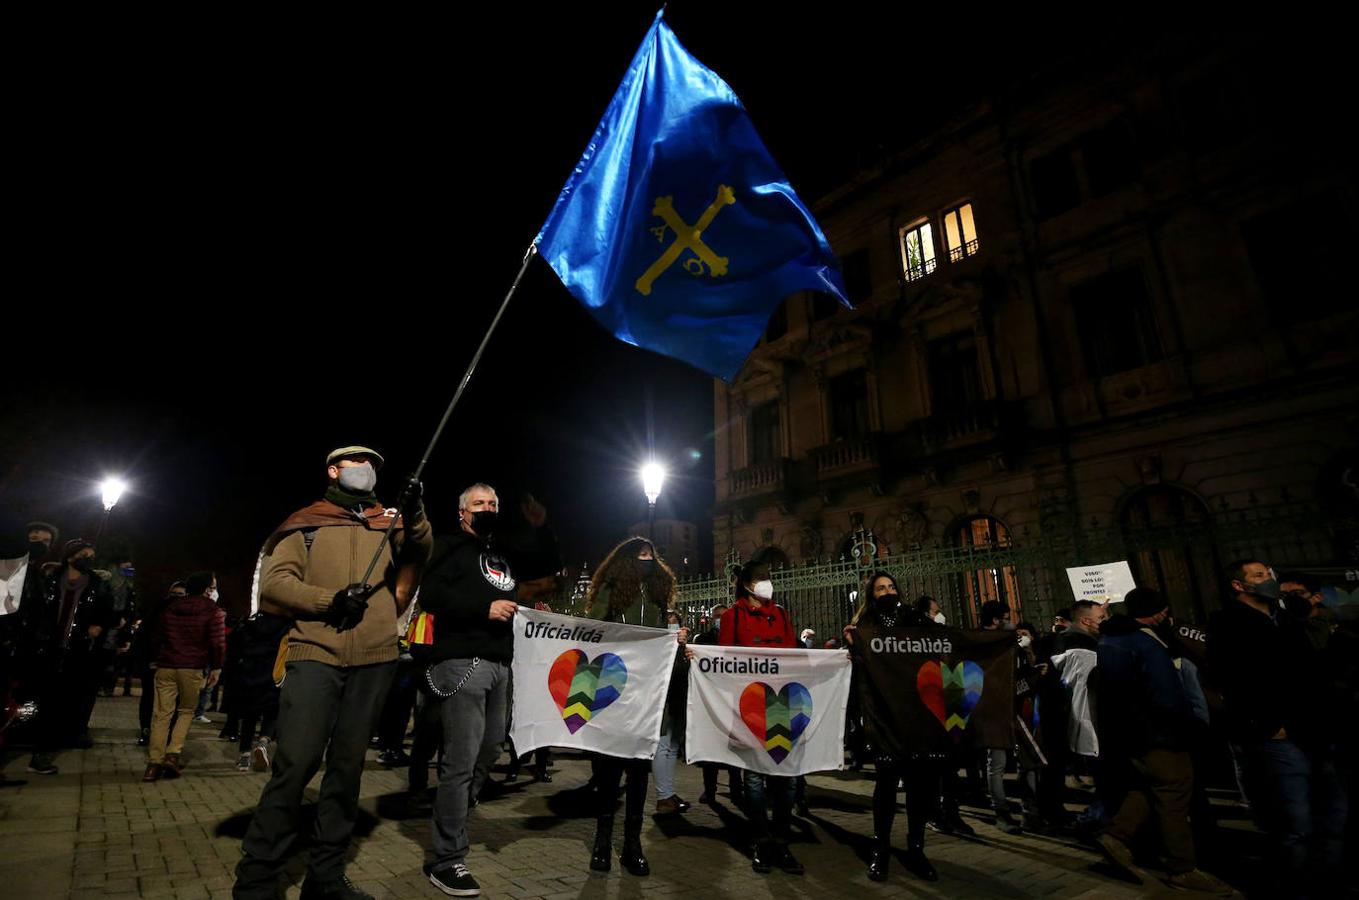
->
xmin=944 ymin=203 xmax=979 ymax=262
xmin=899 ymin=220 xmax=936 ymax=282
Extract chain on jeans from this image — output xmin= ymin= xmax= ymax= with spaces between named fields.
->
xmin=425 ymin=657 xmax=480 ymax=699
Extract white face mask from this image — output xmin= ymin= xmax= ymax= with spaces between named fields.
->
xmin=667 ymin=623 xmax=680 ymax=633
xmin=208 ymin=588 xmax=220 ymax=602
xmin=1017 ymin=634 xmax=1032 ymax=649
xmin=751 ymin=580 xmax=774 ymax=600
xmin=933 ymin=612 xmax=947 ymax=625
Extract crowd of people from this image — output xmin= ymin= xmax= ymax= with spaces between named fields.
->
xmin=2 ymin=444 xmax=1355 ymax=900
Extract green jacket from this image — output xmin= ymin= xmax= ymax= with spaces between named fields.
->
xmin=584 ymin=582 xmax=686 ymax=735
xmin=583 ymin=583 xmax=669 ymax=627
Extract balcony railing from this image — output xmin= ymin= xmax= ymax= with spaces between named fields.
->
xmin=812 ymin=437 xmax=880 ymax=477
xmin=918 ymin=402 xmax=1001 ymax=452
xmin=728 ymin=459 xmax=789 ymax=498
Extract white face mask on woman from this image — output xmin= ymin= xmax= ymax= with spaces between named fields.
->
xmin=1017 ymin=634 xmax=1032 ymax=649
xmin=750 ymin=580 xmax=774 ymax=600
xmin=933 ymin=612 xmax=947 ymax=625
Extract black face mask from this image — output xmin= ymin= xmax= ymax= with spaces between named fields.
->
xmin=469 ymin=510 xmax=499 ymax=536
xmin=637 ymin=558 xmax=657 ymax=572
xmin=1281 ymin=592 xmax=1313 ymax=620
xmin=71 ymin=557 xmax=94 ymax=574
xmin=28 ymin=541 xmax=49 ymax=558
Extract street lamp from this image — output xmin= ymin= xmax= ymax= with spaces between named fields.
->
xmin=640 ymin=462 xmax=666 ymax=541
xmin=96 ymin=477 xmax=128 ymax=541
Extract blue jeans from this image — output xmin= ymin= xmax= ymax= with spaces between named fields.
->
xmin=1233 ymin=739 xmax=1346 ymax=889
xmin=742 ymin=770 xmax=795 ymax=844
xmin=652 ymin=728 xmax=680 ymax=799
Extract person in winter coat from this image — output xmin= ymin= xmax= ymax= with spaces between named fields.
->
xmin=1095 ymin=588 xmax=1231 ymax=895
xmin=143 ymin=571 xmax=225 ymax=782
xmin=844 ymin=571 xmax=941 ymax=884
xmin=582 ymin=536 xmax=686 ymax=877
xmin=233 ymin=446 xmax=430 ymax=900
xmin=721 ymin=560 xmax=804 ymax=876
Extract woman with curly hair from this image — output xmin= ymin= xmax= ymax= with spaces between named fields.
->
xmin=582 ymin=536 xmax=686 ymax=877
xmin=844 ymin=570 xmax=941 ymax=883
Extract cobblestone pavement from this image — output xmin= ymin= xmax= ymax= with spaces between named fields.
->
xmin=1 ymin=693 xmax=1260 ymax=898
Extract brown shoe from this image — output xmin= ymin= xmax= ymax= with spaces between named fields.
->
xmin=655 ymin=797 xmax=680 ymax=815
xmin=1095 ymin=832 xmax=1142 ymax=883
xmin=160 ymin=754 xmax=182 ymax=779
xmin=1165 ymin=869 xmax=1236 ymax=895
xmin=142 ymin=764 xmax=161 ymax=782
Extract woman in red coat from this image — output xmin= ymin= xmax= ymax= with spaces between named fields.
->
xmin=719 ymin=560 xmax=803 ymax=875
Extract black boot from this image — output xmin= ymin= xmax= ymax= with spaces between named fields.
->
xmin=589 ymin=815 xmax=613 ymax=872
xmin=868 ymin=842 xmax=891 ymax=882
xmin=903 ymin=840 xmax=937 ymax=882
xmin=620 ymin=816 xmax=650 ymax=876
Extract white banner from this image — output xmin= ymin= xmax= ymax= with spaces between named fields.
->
xmin=685 ymin=644 xmax=852 ymax=777
xmin=510 ymin=608 xmax=676 ymax=760
xmin=1065 ymin=560 xmax=1137 ymax=604
xmin=1 ymin=555 xmax=29 ymax=616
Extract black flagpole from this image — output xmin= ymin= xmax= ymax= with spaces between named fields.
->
xmin=357 ymin=241 xmax=539 ymax=588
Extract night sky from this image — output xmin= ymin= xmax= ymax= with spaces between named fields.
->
xmin=1 ymin=10 xmax=1169 ymax=609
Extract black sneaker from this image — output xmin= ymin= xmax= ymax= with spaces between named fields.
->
xmin=994 ymin=809 xmax=1022 ymax=835
xmin=429 ymin=863 xmax=480 ymax=897
xmin=377 ymin=748 xmax=410 ymax=768
xmin=26 ymin=755 xmax=58 ymax=775
xmin=774 ymin=844 xmax=804 ymax=875
xmin=299 ymin=874 xmax=374 ymax=900
xmin=751 ymin=843 xmax=773 ymax=874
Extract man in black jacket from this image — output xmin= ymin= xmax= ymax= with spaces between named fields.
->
xmin=1208 ymin=558 xmax=1345 ymax=896
xmin=420 ymin=484 xmax=558 ymax=898
xmin=0 ymin=522 xmax=59 ymax=780
xmin=10 ymin=539 xmax=117 ymax=773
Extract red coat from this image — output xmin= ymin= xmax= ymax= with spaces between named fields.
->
xmin=719 ymin=597 xmax=796 ymax=649
xmin=154 ymin=594 xmax=226 ymax=670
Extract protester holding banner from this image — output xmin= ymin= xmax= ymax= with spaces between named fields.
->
xmin=579 ymin=536 xmax=683 ymax=876
xmin=419 ymin=483 xmax=556 ymax=898
xmin=652 ymin=608 xmax=691 ymax=814
xmin=692 ymin=605 xmax=744 ymax=807
xmin=718 ymin=559 xmax=805 ymax=875
xmin=844 ymin=571 xmax=941 ymax=883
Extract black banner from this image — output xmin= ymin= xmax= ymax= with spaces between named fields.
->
xmin=855 ymin=625 xmax=1015 ymax=755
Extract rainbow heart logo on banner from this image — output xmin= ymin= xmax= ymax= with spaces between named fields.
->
xmin=740 ymin=681 xmax=812 ymax=764
xmin=916 ymin=660 xmax=984 ymax=734
xmin=548 ymin=649 xmax=628 ymax=734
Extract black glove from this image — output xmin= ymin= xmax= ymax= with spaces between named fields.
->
xmin=397 ymin=475 xmax=423 ymax=519
xmin=328 ymin=583 xmax=372 ymax=632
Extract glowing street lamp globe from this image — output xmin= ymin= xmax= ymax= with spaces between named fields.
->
xmin=641 ymin=463 xmax=666 ymax=506
xmin=100 ymin=478 xmax=128 ymax=512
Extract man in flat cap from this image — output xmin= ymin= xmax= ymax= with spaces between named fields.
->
xmin=234 ymin=447 xmax=431 ymax=900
